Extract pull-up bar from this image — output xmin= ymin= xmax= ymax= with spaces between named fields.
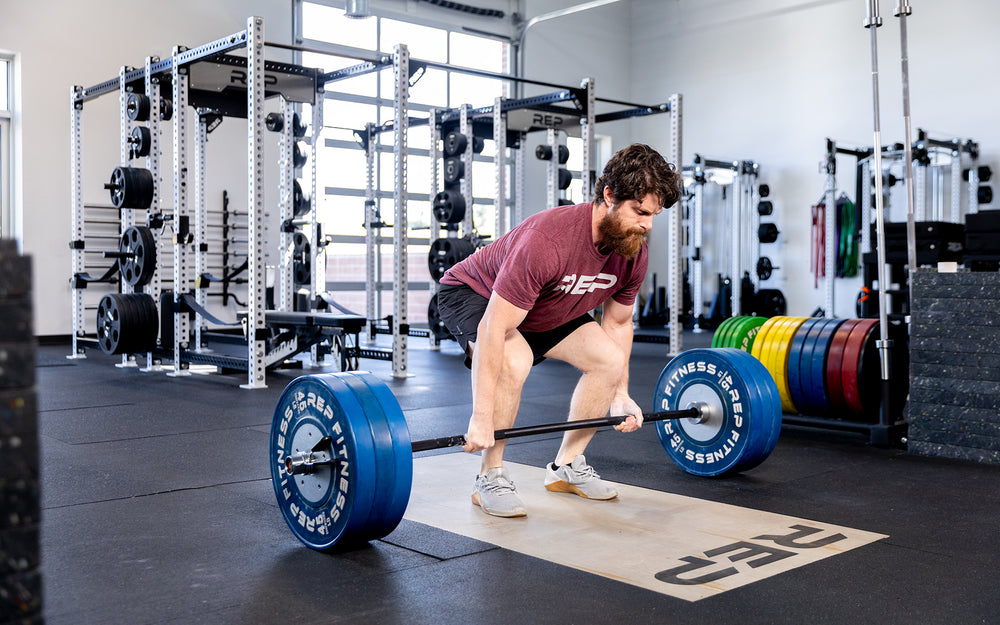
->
xmin=264 ymin=40 xmax=668 ymax=111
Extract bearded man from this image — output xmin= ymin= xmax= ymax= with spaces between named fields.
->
xmin=436 ymin=143 xmax=681 ymax=517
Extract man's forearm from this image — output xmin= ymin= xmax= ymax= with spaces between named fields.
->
xmin=601 ymin=317 xmax=634 ymax=396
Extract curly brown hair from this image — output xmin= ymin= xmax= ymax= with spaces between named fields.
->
xmin=593 ymin=143 xmax=681 ymax=209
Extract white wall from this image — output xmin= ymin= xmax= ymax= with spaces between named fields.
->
xmin=7 ymin=0 xmax=629 ymax=337
xmin=0 ymin=0 xmax=295 ymax=336
xmin=519 ymin=0 xmax=636 ymax=210
xmin=21 ymin=0 xmax=994 ymax=334
xmin=631 ymin=0 xmax=1000 ymax=319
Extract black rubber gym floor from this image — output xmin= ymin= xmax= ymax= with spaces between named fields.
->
xmin=34 ymin=334 xmax=999 ymax=624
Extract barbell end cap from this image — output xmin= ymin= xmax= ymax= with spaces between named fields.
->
xmin=684 ymin=400 xmax=716 ymax=425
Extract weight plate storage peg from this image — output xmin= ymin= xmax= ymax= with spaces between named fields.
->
xmin=558 ymin=168 xmax=573 ymax=190
xmin=432 ymin=190 xmax=466 ymax=224
xmin=159 ymin=97 xmax=173 ymax=121
xmin=106 ymin=166 xmax=154 ymax=210
xmin=443 ymin=131 xmax=468 ymax=157
xmin=443 ymin=158 xmax=465 ymax=185
xmin=653 ymin=348 xmax=781 ymax=477
xmin=125 ymin=93 xmax=150 ymax=122
xmin=427 ymin=294 xmax=452 ymax=341
xmin=292 ymin=180 xmax=309 ymax=217
xmin=293 ymin=142 xmax=308 ymax=168
xmin=265 ymin=112 xmax=284 ymax=132
xmin=557 ymin=144 xmax=569 ymax=164
xmin=95 ymin=293 xmax=159 ymax=355
xmin=118 ymin=226 xmax=157 ymax=287
xmin=758 ymin=223 xmax=780 ymax=244
xmin=128 ymin=126 xmax=151 ymax=159
xmin=428 ymin=238 xmax=476 ymax=282
xmin=756 ymin=257 xmax=776 ymax=280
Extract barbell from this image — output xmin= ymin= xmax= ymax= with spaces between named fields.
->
xmin=270 ymin=348 xmax=782 ymax=550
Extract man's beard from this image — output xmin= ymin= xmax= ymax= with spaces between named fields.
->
xmin=597 ymin=211 xmax=645 ymax=259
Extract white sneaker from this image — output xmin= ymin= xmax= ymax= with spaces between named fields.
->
xmin=544 ymin=455 xmax=618 ymax=500
xmin=471 ymin=467 xmax=527 ymax=517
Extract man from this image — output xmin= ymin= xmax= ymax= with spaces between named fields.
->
xmin=436 ymin=143 xmax=681 ymax=517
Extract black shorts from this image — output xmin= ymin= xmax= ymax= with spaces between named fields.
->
xmin=436 ymin=282 xmax=595 ymax=369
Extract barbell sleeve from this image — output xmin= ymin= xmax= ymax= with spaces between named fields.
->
xmin=410 ymin=407 xmax=701 ymax=453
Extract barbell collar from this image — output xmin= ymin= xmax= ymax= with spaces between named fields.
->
xmin=285 ymin=450 xmax=337 ymax=475
xmin=284 ymin=435 xmax=336 ymax=475
xmin=410 ymin=407 xmax=701 ymax=454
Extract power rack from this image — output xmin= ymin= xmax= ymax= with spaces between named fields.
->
xmin=69 ymin=17 xmax=365 ymax=388
xmin=70 ymin=16 xmax=685 ymax=387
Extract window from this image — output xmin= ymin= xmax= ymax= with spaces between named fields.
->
xmin=298 ymin=2 xmax=509 ymax=320
xmin=0 ymin=56 xmax=11 ymax=240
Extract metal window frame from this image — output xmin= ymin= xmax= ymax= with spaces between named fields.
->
xmin=0 ymin=116 xmax=9 ymax=240
xmin=298 ymin=2 xmax=511 ymax=325
xmin=0 ymin=56 xmax=12 ymax=242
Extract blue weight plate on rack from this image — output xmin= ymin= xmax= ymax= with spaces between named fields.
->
xmin=804 ymin=319 xmax=845 ymax=413
xmin=653 ymin=348 xmax=776 ymax=476
xmin=786 ymin=318 xmax=824 ymax=414
xmin=728 ymin=348 xmax=782 ymax=472
xmin=341 ymin=371 xmax=413 ymax=542
xmin=791 ymin=321 xmax=820 ymax=414
xmin=270 ymin=374 xmax=378 ymax=550
xmin=792 ymin=318 xmax=832 ymax=414
xmin=325 ymin=372 xmax=402 ymax=543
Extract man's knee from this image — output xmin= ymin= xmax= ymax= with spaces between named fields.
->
xmin=590 ymin=341 xmax=627 ymax=379
xmin=499 ymin=337 xmax=533 ymax=386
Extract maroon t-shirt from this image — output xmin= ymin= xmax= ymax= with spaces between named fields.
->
xmin=440 ymin=202 xmax=647 ymax=332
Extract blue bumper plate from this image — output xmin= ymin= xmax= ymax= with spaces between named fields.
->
xmin=654 ymin=348 xmax=781 ymax=477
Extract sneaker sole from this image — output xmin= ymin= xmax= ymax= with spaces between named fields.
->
xmin=544 ymin=479 xmax=618 ymax=501
xmin=471 ymin=491 xmax=527 ymax=518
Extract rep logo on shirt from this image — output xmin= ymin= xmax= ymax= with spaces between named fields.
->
xmin=555 ymin=273 xmax=618 ymax=295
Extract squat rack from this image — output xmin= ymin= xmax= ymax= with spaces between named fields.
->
xmin=300 ymin=35 xmax=683 ymax=360
xmin=70 ymin=17 xmax=364 ymax=389
xmin=70 ymin=17 xmax=684 ymax=387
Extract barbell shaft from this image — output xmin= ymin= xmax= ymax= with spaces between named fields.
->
xmin=285 ymin=407 xmax=701 ymax=475
xmin=409 ymin=408 xmax=700 ymax=453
